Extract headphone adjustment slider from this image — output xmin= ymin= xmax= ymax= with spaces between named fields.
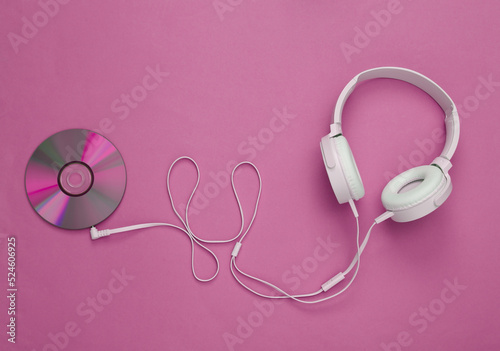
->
xmin=432 ymin=156 xmax=452 ymax=174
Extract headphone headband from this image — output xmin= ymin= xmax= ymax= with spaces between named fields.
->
xmin=330 ymin=67 xmax=460 ymax=164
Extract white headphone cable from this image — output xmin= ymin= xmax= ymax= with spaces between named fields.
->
xmin=230 ymin=215 xmax=381 ymax=303
xmin=90 ymin=156 xmax=261 ymax=282
xmin=167 ymin=157 xmax=252 ymax=244
xmin=91 ymin=222 xmax=220 ymax=282
xmin=90 ymin=156 xmax=389 ymax=300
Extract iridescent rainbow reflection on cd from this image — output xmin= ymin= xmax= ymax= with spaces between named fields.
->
xmin=25 ymin=129 xmax=126 ymax=229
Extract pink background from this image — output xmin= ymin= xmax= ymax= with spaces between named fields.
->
xmin=1 ymin=1 xmax=499 ymax=350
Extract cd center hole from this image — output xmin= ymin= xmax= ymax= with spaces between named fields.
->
xmin=67 ymin=171 xmax=85 ymax=188
xmin=58 ymin=161 xmax=94 ymax=197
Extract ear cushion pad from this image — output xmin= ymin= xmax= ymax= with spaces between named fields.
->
xmin=334 ymin=136 xmax=365 ymax=200
xmin=381 ymin=165 xmax=445 ymax=211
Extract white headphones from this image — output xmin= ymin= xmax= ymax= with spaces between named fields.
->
xmin=92 ymin=67 xmax=460 ymax=303
xmin=321 ymin=67 xmax=460 ymax=222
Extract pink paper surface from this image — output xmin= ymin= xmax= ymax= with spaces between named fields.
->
xmin=1 ymin=1 xmax=499 ymax=350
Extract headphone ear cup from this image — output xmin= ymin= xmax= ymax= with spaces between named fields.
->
xmin=381 ymin=165 xmax=448 ymax=221
xmin=334 ymin=136 xmax=365 ymax=201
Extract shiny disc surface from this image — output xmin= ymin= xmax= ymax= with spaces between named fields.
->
xmin=25 ymin=129 xmax=126 ymax=229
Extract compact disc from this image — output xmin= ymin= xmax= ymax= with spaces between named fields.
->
xmin=25 ymin=129 xmax=127 ymax=230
